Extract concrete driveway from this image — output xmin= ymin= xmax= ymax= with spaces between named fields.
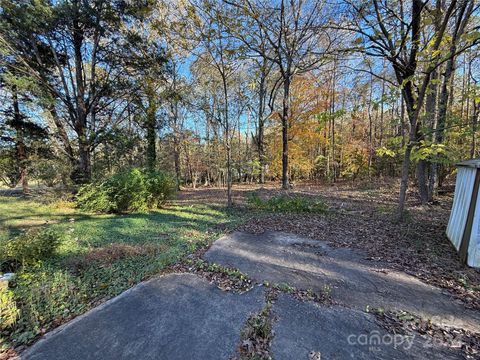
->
xmin=23 ymin=232 xmax=478 ymax=359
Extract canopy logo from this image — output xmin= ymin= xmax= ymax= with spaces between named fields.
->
xmin=347 ymin=331 xmax=415 ymax=352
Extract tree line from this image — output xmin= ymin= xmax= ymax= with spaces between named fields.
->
xmin=1 ymin=0 xmax=479 ymax=217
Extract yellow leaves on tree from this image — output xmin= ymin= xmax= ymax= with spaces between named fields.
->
xmin=266 ymin=75 xmax=329 ymax=180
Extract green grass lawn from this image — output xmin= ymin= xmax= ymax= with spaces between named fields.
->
xmin=0 ymin=196 xmax=246 ymax=351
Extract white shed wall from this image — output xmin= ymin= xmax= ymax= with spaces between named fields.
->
xmin=446 ymin=167 xmax=476 ymax=250
xmin=468 ymin=190 xmax=480 ymax=267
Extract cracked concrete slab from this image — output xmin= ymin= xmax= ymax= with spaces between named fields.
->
xmin=271 ymin=294 xmax=462 ymax=360
xmin=204 ymin=231 xmax=480 ymax=332
xmin=22 ymin=273 xmax=264 ymax=360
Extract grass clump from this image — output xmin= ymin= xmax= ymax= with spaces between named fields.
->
xmin=76 ymin=168 xmax=176 ymax=213
xmin=247 ymin=193 xmax=327 ymax=214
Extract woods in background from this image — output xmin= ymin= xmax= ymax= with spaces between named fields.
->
xmin=1 ymin=0 xmax=479 ymax=217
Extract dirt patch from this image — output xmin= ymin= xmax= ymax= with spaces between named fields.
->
xmin=66 ymin=243 xmax=161 ymax=272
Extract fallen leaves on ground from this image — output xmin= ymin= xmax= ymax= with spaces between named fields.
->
xmin=237 ymin=182 xmax=480 ymax=311
xmin=375 ymin=309 xmax=480 ymax=359
xmin=167 ymin=249 xmax=254 ymax=293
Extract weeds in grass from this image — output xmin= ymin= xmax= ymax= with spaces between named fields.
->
xmin=193 ymin=260 xmax=249 ymax=280
xmin=247 ymin=193 xmax=328 ymax=214
xmin=321 ymin=284 xmax=332 ymax=297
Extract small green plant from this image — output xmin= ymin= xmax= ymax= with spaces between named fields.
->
xmin=396 ymin=310 xmax=415 ymax=322
xmin=76 ymin=168 xmax=176 ymax=213
xmin=250 ymin=311 xmax=272 ymax=339
xmin=247 ymin=193 xmax=328 ymax=213
xmin=273 ymin=282 xmax=296 ymax=293
xmin=0 ymin=289 xmax=18 ymax=330
xmin=239 ymin=302 xmax=274 ymax=360
xmin=373 ymin=307 xmax=385 ymax=316
xmin=193 ymin=260 xmax=248 ymax=280
xmin=321 ymin=284 xmax=332 ymax=297
xmin=1 ymin=228 xmax=65 ymax=270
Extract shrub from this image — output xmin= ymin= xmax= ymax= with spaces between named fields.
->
xmin=76 ymin=168 xmax=176 ymax=213
xmin=0 ymin=289 xmax=18 ymax=330
xmin=1 ymin=228 xmax=64 ymax=270
xmin=144 ymin=171 xmax=177 ymax=208
xmin=75 ymin=183 xmax=113 ymax=212
xmin=247 ymin=193 xmax=328 ymax=213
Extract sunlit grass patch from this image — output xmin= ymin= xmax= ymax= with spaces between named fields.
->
xmin=0 ymin=196 xmax=245 ymax=351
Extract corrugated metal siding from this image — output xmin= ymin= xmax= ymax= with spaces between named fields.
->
xmin=446 ymin=167 xmax=476 ymax=250
xmin=468 ymin=185 xmax=480 ymax=267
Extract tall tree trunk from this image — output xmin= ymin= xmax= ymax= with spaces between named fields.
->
xmin=397 ymin=79 xmax=420 ymax=218
xmin=368 ymin=74 xmax=374 ymax=174
xmin=205 ymin=116 xmax=211 ymax=186
xmin=331 ymin=58 xmax=337 ymax=182
xmin=173 ymin=132 xmax=181 ymax=190
xmin=281 ymin=74 xmax=291 ymax=189
xmin=221 ymin=72 xmax=233 ymax=207
xmin=429 ymin=0 xmax=472 ymax=199
xmin=49 ymin=105 xmax=75 ymax=169
xmin=226 ymin=139 xmax=232 ymax=206
xmin=146 ymin=81 xmax=157 ymax=171
xmin=472 ymin=101 xmax=479 ymax=158
xmin=379 ymin=73 xmax=385 ymax=147
xmin=398 ymin=139 xmax=414 ymax=217
xmin=425 ymin=66 xmax=439 ymax=202
xmin=72 ymin=9 xmax=91 ymax=183
xmin=12 ymin=87 xmax=28 ymax=193
xmin=258 ymin=71 xmax=266 ymax=183
xmin=400 ymin=95 xmax=406 ymax=147
xmin=77 ymin=139 xmax=91 ymax=182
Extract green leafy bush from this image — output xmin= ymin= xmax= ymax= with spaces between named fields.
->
xmin=247 ymin=193 xmax=328 ymax=213
xmin=0 ymin=289 xmax=18 ymax=331
xmin=1 ymin=228 xmax=64 ymax=270
xmin=76 ymin=168 xmax=176 ymax=213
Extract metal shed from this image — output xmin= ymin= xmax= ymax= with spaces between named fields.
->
xmin=446 ymin=158 xmax=480 ymax=267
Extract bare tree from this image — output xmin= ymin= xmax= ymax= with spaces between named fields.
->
xmin=226 ymin=0 xmax=334 ymax=189
xmin=187 ymin=0 xmax=243 ymax=206
xmin=342 ymin=0 xmax=479 ymax=218
xmin=428 ymin=0 xmax=478 ymax=201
